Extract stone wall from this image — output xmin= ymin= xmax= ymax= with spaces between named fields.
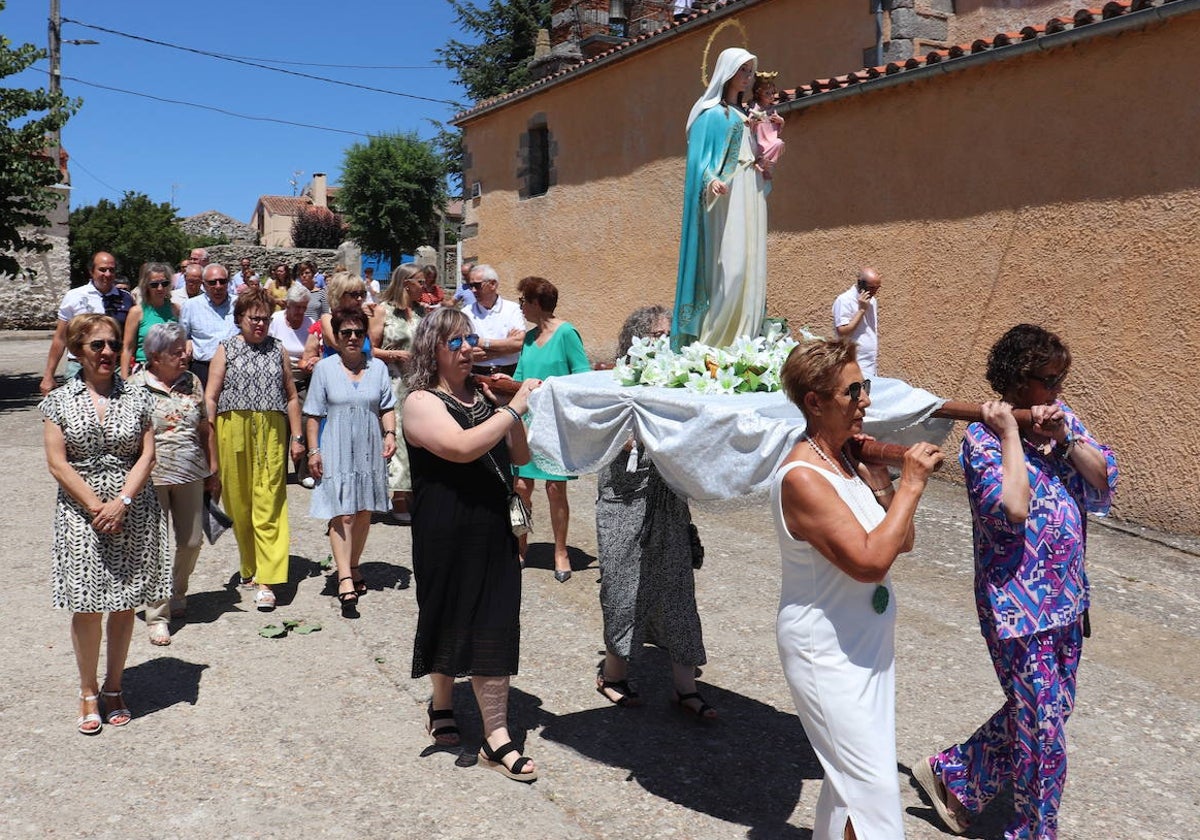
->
xmin=180 ymin=210 xmax=258 ymax=244
xmin=203 ymin=244 xmax=342 ymax=277
xmin=0 ymin=185 xmax=71 ymax=329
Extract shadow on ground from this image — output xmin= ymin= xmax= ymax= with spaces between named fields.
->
xmin=123 ymin=656 xmax=209 ymax=716
xmin=905 ymin=767 xmax=1013 ymax=840
xmin=0 ymin=373 xmax=43 ymax=414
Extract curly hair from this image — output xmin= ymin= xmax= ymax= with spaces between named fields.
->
xmin=985 ymin=324 xmax=1071 ymax=396
xmin=780 ymin=339 xmax=859 ymax=418
xmin=516 ymin=276 xmax=558 ymax=313
xmin=617 ymin=305 xmax=671 ymax=358
xmin=407 ymin=308 xmax=473 ymax=392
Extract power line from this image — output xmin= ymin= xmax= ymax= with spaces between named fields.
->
xmin=60 ymin=74 xmax=373 ymax=138
xmin=69 ymin=156 xmax=122 ymax=196
xmin=62 ymin=17 xmax=457 ymax=106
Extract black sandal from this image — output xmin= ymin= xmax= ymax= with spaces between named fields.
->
xmin=426 ymin=705 xmax=460 ymax=747
xmin=480 ymin=739 xmax=538 ymax=783
xmin=336 ymin=576 xmax=358 ymax=606
xmin=350 ymin=572 xmax=367 ymax=597
xmin=673 ymin=690 xmax=717 ymax=720
xmin=596 ymin=672 xmax=643 ymax=707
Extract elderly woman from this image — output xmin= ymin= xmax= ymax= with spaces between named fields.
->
xmin=403 ymin=309 xmax=543 ymax=782
xmin=41 ymin=313 xmax=167 ymax=733
xmin=269 ymin=284 xmax=317 ymax=487
xmin=121 ymin=262 xmax=179 ymax=378
xmin=205 ymin=288 xmax=305 ymax=611
xmin=304 ymin=307 xmax=396 ymax=614
xmin=914 ymin=324 xmax=1117 ymax=840
xmin=130 ymin=323 xmax=218 ymax=645
xmin=264 ymin=261 xmax=294 ymax=310
xmin=371 ymin=264 xmax=422 ymax=521
xmin=773 ymin=338 xmax=942 ymax=839
xmin=594 ymin=306 xmax=713 ymax=716
xmin=513 ymin=276 xmax=591 ymax=580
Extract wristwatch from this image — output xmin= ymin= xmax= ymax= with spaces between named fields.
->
xmin=120 ymin=495 xmax=133 ymax=506
xmin=291 ymin=435 xmax=304 ymax=443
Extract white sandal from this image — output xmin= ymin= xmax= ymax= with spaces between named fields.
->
xmin=254 ymin=588 xmax=276 ymax=611
xmin=77 ymin=692 xmax=102 ymax=736
xmin=148 ymin=623 xmax=172 ymax=646
xmin=100 ymin=687 xmax=131 ymax=727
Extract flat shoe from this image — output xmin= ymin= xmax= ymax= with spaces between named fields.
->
xmin=673 ymin=690 xmax=717 ymax=721
xmin=100 ymin=688 xmax=131 ymax=727
xmin=913 ymin=756 xmax=969 ymax=834
xmin=77 ymin=692 xmax=102 ymax=736
xmin=426 ymin=705 xmax=460 ymax=747
xmin=596 ymin=674 xmax=642 ymax=708
xmin=147 ymin=623 xmax=172 ymax=646
xmin=255 ymin=588 xmax=276 ymax=611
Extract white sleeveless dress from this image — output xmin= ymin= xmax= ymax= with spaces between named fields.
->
xmin=771 ymin=460 xmax=904 ymax=840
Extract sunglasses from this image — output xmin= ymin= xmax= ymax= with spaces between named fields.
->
xmin=467 ymin=282 xmax=483 ymax=291
xmin=339 ymin=328 xmax=366 ymax=339
xmin=843 ymin=379 xmax=872 ymax=402
xmin=245 ymin=315 xmax=269 ymax=324
xmin=205 ymin=278 xmax=228 ymax=286
xmin=1028 ymin=371 xmax=1068 ymax=389
xmin=87 ymin=339 xmax=121 ymax=353
xmin=446 ymin=333 xmax=480 ymax=351
xmin=344 ymin=291 xmax=367 ymax=299
xmin=147 ymin=280 xmax=171 ymax=290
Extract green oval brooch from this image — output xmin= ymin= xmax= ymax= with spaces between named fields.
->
xmin=872 ymin=584 xmax=890 ymax=615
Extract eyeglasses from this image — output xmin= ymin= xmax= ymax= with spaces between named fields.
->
xmin=245 ymin=315 xmax=270 ymax=324
xmin=338 ymin=328 xmax=366 ymax=338
xmin=1027 ymin=371 xmax=1068 ymax=390
xmin=87 ymin=339 xmax=121 ymax=353
xmin=843 ymin=379 xmax=872 ymax=402
xmin=446 ymin=333 xmax=480 ymax=351
xmin=344 ymin=291 xmax=366 ymax=299
xmin=467 ymin=283 xmax=483 ymax=291
xmin=205 ymin=278 xmax=228 ymax=287
xmin=147 ymin=280 xmax=170 ymax=290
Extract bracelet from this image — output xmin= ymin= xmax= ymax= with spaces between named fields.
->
xmin=872 ymin=483 xmax=894 ymax=498
xmin=1059 ymin=435 xmax=1076 ymax=458
xmin=500 ymin=405 xmax=521 ymax=424
xmin=383 ymin=429 xmax=396 ymax=437
xmin=307 ymin=448 xmax=320 ymax=457
xmin=291 ymin=434 xmax=304 ymax=443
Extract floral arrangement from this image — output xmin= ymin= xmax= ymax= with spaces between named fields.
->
xmin=613 ymin=324 xmax=818 ymax=395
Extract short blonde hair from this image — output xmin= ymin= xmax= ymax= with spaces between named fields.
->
xmin=780 ymin=339 xmax=859 ymax=418
xmin=326 ymin=272 xmax=366 ymax=307
xmin=66 ymin=314 xmax=120 ymax=357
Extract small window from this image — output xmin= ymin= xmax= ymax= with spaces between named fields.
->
xmin=528 ymin=126 xmax=550 ymax=198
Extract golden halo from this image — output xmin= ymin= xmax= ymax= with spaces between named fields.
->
xmin=701 ymin=18 xmax=749 ymax=88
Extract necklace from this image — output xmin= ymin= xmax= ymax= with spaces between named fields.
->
xmin=803 ymin=435 xmax=890 ymax=615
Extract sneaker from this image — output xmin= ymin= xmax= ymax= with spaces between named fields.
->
xmin=300 ymin=476 xmax=316 ymax=489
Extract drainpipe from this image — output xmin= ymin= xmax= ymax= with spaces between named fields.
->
xmin=872 ymin=0 xmax=887 ymax=67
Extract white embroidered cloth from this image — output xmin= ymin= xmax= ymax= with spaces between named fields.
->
xmin=525 ymin=370 xmax=953 ymax=501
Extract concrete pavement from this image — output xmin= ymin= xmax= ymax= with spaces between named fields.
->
xmin=0 ymin=335 xmax=1195 ymax=840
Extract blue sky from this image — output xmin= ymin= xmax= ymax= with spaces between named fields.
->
xmin=4 ymin=0 xmax=468 ymax=220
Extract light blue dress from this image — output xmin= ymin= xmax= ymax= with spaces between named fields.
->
xmin=303 ymin=356 xmax=395 ymax=518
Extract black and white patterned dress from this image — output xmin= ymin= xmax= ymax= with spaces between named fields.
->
xmin=40 ymin=375 xmax=169 ymax=612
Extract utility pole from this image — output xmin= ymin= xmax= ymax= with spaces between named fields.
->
xmin=48 ymin=0 xmax=61 ymax=155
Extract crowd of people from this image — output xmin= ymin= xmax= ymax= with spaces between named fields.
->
xmin=40 ymin=248 xmax=1116 ymax=837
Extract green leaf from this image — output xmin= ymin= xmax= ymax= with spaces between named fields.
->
xmin=258 ymin=624 xmax=287 ymax=638
xmin=282 ymin=619 xmax=301 ymax=629
xmin=294 ymin=622 xmax=322 ymax=635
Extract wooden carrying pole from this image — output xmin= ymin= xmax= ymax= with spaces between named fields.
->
xmin=472 ymin=378 xmax=1029 ymax=471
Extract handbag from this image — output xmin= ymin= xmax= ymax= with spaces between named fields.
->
xmin=433 ymin=390 xmax=531 ymax=537
xmin=201 ymin=492 xmax=234 ymax=545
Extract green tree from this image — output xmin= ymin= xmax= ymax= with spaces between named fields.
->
xmin=438 ymin=0 xmax=550 ymax=102
xmin=291 ymin=206 xmax=346 ymax=250
xmin=69 ymin=192 xmax=188 ymax=285
xmin=0 ymin=0 xmax=78 ymax=278
xmin=338 ymin=133 xmax=448 ymax=264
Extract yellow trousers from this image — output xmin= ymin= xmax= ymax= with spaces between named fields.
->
xmin=216 ymin=411 xmax=290 ymax=586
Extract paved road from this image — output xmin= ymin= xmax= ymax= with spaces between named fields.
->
xmin=1 ymin=334 xmax=1195 ymax=839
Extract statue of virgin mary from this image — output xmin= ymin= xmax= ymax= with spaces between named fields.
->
xmin=671 ymin=47 xmax=769 ymax=351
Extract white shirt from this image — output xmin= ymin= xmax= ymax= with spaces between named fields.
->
xmin=832 ymin=284 xmax=878 ymax=379
xmin=269 ymin=309 xmax=314 ymax=367
xmin=466 ymin=297 xmax=526 ymax=367
xmin=58 ymin=282 xmax=133 ymax=361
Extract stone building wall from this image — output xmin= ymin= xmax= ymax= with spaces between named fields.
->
xmin=0 ymin=185 xmax=71 ymax=329
xmin=204 ymin=245 xmax=341 ymax=277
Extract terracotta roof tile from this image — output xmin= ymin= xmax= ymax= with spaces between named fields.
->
xmin=256 ymin=195 xmax=313 ymax=217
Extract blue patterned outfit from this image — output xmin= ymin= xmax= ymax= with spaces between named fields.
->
xmin=932 ymin=401 xmax=1117 ymax=840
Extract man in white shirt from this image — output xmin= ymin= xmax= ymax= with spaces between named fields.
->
xmin=464 ymin=264 xmax=526 ymax=376
xmin=40 ymin=251 xmax=135 ymax=394
xmin=831 ymin=267 xmax=882 ymax=379
xmin=171 ymin=264 xmax=204 ymax=306
xmin=173 ymin=247 xmax=208 ymax=289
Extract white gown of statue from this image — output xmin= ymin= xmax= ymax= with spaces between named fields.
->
xmin=699 ymin=122 xmax=768 ymax=347
xmin=771 ymin=460 xmax=904 ymax=840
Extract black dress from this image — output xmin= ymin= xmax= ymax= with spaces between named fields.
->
xmin=408 ymin=390 xmax=521 ymax=678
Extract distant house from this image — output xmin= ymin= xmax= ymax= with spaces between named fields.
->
xmin=250 ymin=173 xmax=340 ymax=248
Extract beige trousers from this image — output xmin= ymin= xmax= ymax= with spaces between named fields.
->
xmin=145 ymin=478 xmax=205 ymax=625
